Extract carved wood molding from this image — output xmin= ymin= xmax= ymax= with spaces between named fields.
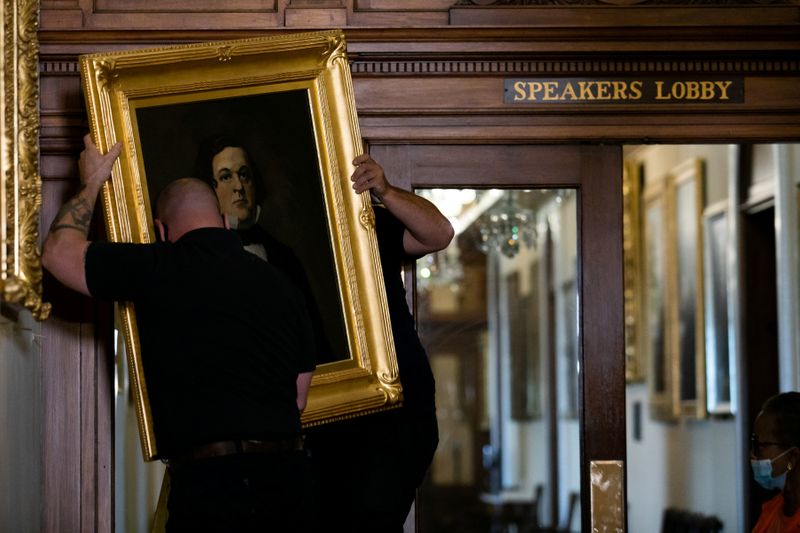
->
xmin=454 ymin=0 xmax=799 ymax=5
xmin=350 ymin=56 xmax=800 ymax=75
xmin=43 ymin=55 xmax=800 ymax=80
xmin=40 ymin=59 xmax=81 ymax=74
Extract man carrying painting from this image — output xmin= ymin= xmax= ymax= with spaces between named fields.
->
xmin=306 ymin=153 xmax=454 ymax=533
xmin=42 ymin=134 xmax=316 ymax=532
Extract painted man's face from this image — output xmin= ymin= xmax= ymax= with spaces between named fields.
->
xmin=211 ymin=146 xmax=256 ymax=228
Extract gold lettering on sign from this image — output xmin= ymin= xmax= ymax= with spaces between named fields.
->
xmin=629 ymin=81 xmax=643 ymax=99
xmin=655 ymin=81 xmax=669 ymax=100
xmin=561 ymin=82 xmax=577 ymax=100
xmin=655 ymin=80 xmax=735 ymax=101
xmin=596 ymin=81 xmax=612 ymax=100
xmin=715 ymin=80 xmax=732 ymax=100
xmin=543 ymin=81 xmax=559 ymax=100
xmin=579 ymin=81 xmax=595 ymax=101
xmin=514 ymin=81 xmax=527 ymax=102
xmin=612 ymin=81 xmax=626 ymax=100
xmin=507 ymin=78 xmax=739 ymax=103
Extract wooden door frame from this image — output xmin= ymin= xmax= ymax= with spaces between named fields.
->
xmin=370 ymin=144 xmax=623 ymax=531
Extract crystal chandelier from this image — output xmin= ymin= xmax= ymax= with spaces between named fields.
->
xmin=417 ymin=245 xmax=464 ymax=292
xmin=477 ymin=192 xmax=537 ymax=258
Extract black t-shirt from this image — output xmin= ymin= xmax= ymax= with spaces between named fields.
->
xmin=85 ymin=227 xmax=315 ymax=458
xmin=373 ymin=206 xmax=436 ymax=414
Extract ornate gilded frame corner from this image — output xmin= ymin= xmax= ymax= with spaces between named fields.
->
xmin=0 ymin=0 xmax=50 ymax=320
xmin=623 ymin=159 xmax=644 ymax=383
xmin=80 ymin=31 xmax=400 ymax=460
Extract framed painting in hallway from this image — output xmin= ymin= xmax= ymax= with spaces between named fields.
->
xmin=80 ymin=30 xmax=401 ymax=460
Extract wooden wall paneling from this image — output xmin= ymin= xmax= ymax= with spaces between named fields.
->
xmin=79 ymin=10 xmax=284 ymax=31
xmin=448 ymin=5 xmax=800 ymax=27
xmin=41 ymin=0 xmax=452 ymax=30
xmin=41 ymin=317 xmax=82 ymax=531
xmin=285 ymin=5 xmax=347 ymax=28
xmin=36 ymin=27 xmax=800 ymax=54
xmin=39 ymin=0 xmax=83 ymax=30
xmin=41 ymin=0 xmax=285 ymax=30
xmin=40 ymin=297 xmax=113 ymax=533
xmin=39 ymin=60 xmax=87 ymax=156
xmin=370 ymin=144 xmax=615 ymax=188
xmin=39 ymin=65 xmax=114 ymax=526
xmin=348 ymin=11 xmax=449 ymax=26
xmin=290 ymin=0 xmax=344 ymax=5
xmin=40 ymin=180 xmax=83 ymax=533
xmin=353 ymin=0 xmax=453 ymax=10
xmin=38 ymin=2 xmax=800 ymax=31
xmin=344 ymin=27 xmax=800 ymax=54
xmin=94 ymin=0 xmax=275 ymax=10
xmin=81 ymin=303 xmax=114 ymax=533
xmin=742 ymin=205 xmax=780 ymax=528
xmin=357 ymin=118 xmax=800 ymax=145
xmin=41 ymin=0 xmax=79 ymax=6
xmin=40 ymin=185 xmax=115 ymax=533
xmin=349 ymin=52 xmax=800 ymax=143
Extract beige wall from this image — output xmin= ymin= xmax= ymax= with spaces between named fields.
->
xmin=114 ymin=328 xmax=165 ymax=533
xmin=0 ymin=309 xmax=42 ymax=531
xmin=624 ymin=144 xmax=738 ymax=532
xmin=633 ymin=144 xmax=731 ymax=207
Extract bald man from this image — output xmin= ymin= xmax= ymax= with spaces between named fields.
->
xmin=43 ymin=135 xmax=316 ymax=532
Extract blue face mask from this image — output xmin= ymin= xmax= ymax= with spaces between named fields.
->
xmin=751 ymin=447 xmax=796 ymax=491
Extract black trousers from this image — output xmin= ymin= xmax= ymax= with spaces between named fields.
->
xmin=306 ymin=409 xmax=439 ymax=533
xmin=166 ymin=450 xmax=313 ymax=533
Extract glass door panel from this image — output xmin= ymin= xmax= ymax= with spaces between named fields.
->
xmin=368 ymin=143 xmax=624 ymax=532
xmin=415 ymin=189 xmax=580 ymax=532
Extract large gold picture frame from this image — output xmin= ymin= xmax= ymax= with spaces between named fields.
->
xmin=643 ymin=157 xmax=707 ymax=421
xmin=0 ymin=0 xmax=49 ymax=320
xmin=623 ymin=159 xmax=644 ymax=383
xmin=642 ymin=178 xmax=674 ymax=421
xmin=667 ymin=158 xmax=706 ymax=419
xmin=79 ymin=30 xmax=401 ymax=460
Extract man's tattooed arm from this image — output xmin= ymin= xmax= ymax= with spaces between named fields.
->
xmin=49 ymin=185 xmax=95 ymax=235
xmin=42 ymin=135 xmax=122 ymax=296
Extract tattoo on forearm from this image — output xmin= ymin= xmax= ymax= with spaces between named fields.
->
xmin=50 ymin=194 xmax=94 ymax=235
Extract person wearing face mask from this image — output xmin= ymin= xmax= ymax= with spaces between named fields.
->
xmin=194 ymin=134 xmax=336 ymax=364
xmin=751 ymin=391 xmax=800 ymax=532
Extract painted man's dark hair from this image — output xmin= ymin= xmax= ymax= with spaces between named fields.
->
xmin=193 ymin=134 xmax=265 ymax=205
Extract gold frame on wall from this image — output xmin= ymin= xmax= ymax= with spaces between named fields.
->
xmin=642 ymin=178 xmax=674 ymax=421
xmin=666 ymin=158 xmax=706 ymax=419
xmin=623 ymin=159 xmax=644 ymax=383
xmin=702 ymin=200 xmax=733 ymax=416
xmin=643 ymin=157 xmax=708 ymax=421
xmin=79 ymin=30 xmax=401 ymax=460
xmin=0 ymin=0 xmax=49 ymax=320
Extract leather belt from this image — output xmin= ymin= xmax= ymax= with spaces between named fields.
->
xmin=166 ymin=436 xmax=304 ymax=472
